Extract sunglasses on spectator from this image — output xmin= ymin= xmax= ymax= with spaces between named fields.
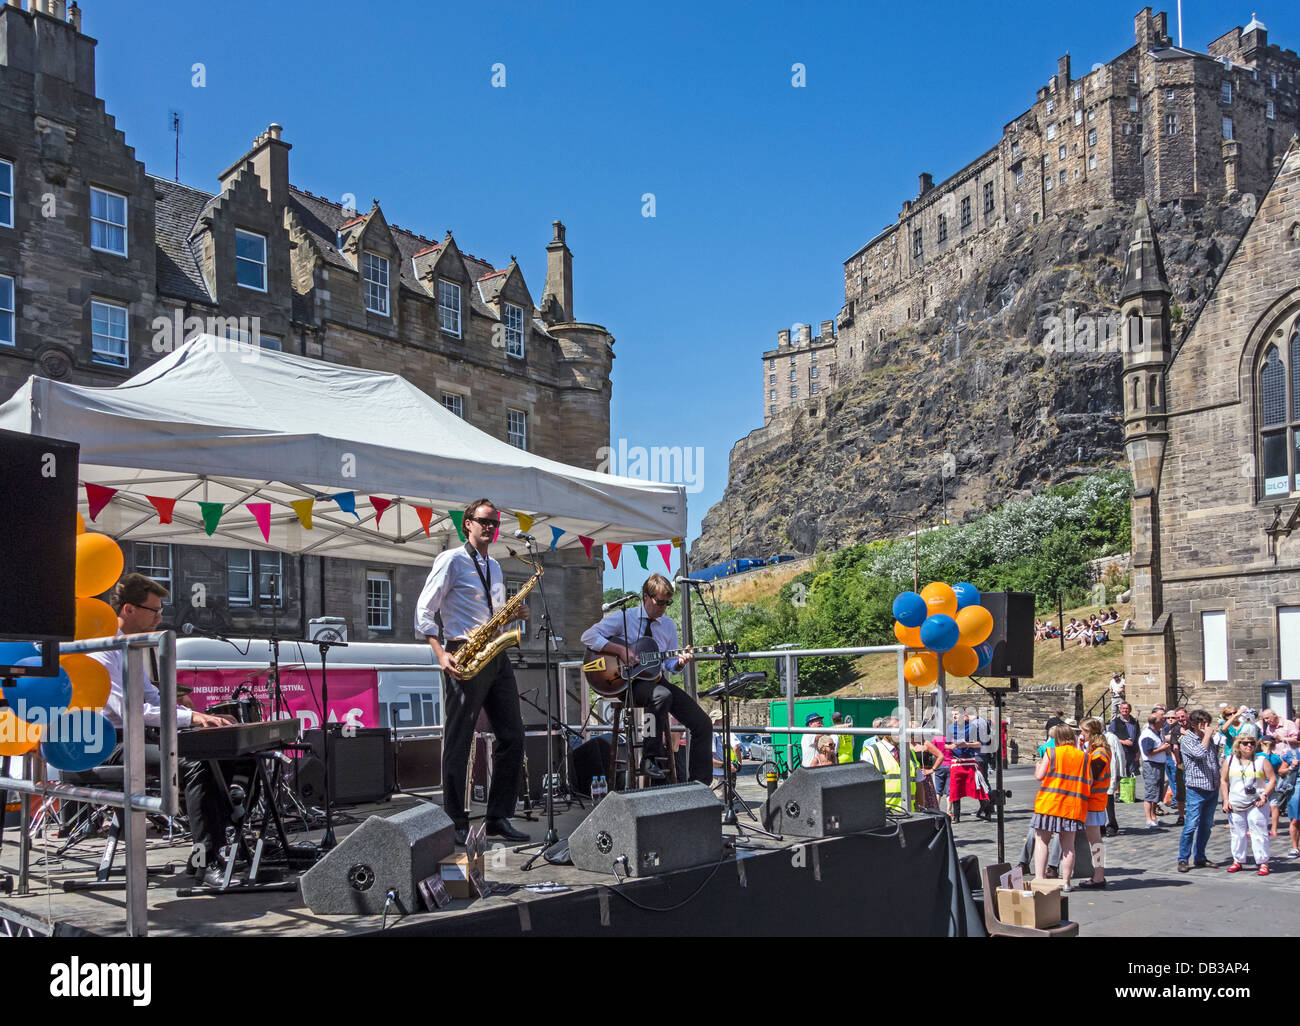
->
xmin=470 ymin=516 xmax=500 ymax=527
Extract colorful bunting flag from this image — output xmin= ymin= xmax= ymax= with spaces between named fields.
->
xmin=333 ymin=492 xmax=358 ymax=518
xmin=146 ymin=495 xmax=176 ymax=525
xmin=198 ymin=502 xmax=224 ymax=537
xmin=579 ymin=535 xmax=594 ymax=560
xmin=290 ymin=498 xmax=314 ymax=529
xmin=369 ymin=496 xmax=392 ymax=527
xmin=85 ymin=483 xmax=117 ymax=521
xmin=634 ymin=544 xmax=649 ymax=570
xmin=607 ymin=542 xmax=622 ymax=569
xmin=671 ymin=537 xmax=683 ymax=547
xmin=516 ymin=512 xmax=535 ymax=535
xmin=657 ymin=543 xmax=672 ymax=569
xmin=414 ymin=505 xmax=434 ymax=537
xmin=448 ymin=509 xmax=465 ymax=542
xmin=549 ymin=526 xmax=565 ymax=551
xmin=246 ymin=502 xmax=271 ymax=542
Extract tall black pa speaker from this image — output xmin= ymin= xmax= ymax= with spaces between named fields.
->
xmin=568 ymin=782 xmax=722 ymax=878
xmin=298 ymin=804 xmax=455 ymax=914
xmin=761 ymin=763 xmax=886 ymax=837
xmin=0 ymin=429 xmax=79 ymax=643
xmin=979 ymin=591 xmax=1035 ymax=678
xmin=301 ymin=727 xmax=395 ymax=805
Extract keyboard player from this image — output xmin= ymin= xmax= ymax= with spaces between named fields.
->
xmin=87 ymin=574 xmax=238 ymax=887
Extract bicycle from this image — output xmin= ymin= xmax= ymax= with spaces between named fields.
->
xmin=755 ymin=745 xmax=800 ymax=788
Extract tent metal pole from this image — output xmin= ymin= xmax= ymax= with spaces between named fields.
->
xmin=679 ymin=542 xmax=696 ymax=699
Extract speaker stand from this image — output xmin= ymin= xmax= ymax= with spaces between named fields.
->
xmin=970 ymin=676 xmax=1017 ymax=865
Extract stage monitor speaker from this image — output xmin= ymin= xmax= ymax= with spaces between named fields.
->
xmin=979 ymin=591 xmax=1035 ymax=679
xmin=0 ymin=429 xmax=79 ymax=644
xmin=302 ymin=728 xmax=395 ymax=805
xmin=761 ymin=763 xmax=886 ymax=837
xmin=568 ymin=782 xmax=722 ymax=878
xmin=570 ymin=736 xmax=613 ymax=798
xmin=299 ymin=804 xmax=454 ymax=914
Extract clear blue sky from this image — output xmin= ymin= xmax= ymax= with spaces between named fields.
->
xmin=87 ymin=0 xmax=1299 ymax=593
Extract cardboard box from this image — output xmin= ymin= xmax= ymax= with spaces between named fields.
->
xmin=438 ymin=853 xmax=485 ymax=900
xmin=995 ymin=886 xmax=1062 ymax=929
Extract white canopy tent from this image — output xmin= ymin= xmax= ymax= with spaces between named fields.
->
xmin=0 ymin=336 xmax=687 ymax=564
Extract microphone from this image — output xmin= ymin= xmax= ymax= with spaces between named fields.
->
xmin=180 ymin=623 xmax=228 ymax=639
xmin=601 ymin=593 xmax=638 ymax=612
xmin=674 ymin=576 xmax=712 ymax=586
xmin=513 ymin=529 xmax=536 ymax=542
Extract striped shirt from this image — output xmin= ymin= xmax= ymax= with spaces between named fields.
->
xmin=1180 ymin=732 xmax=1221 ymax=791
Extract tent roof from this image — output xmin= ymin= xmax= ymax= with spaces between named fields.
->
xmin=0 ymin=337 xmax=686 ymax=565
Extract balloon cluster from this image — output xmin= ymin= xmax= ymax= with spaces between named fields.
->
xmin=891 ymin=581 xmax=994 ymax=687
xmin=0 ymin=513 xmax=118 ymax=770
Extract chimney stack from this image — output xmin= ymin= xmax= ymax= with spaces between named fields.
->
xmin=918 ymin=172 xmax=934 ymax=196
xmin=543 ymin=220 xmax=573 ymax=323
xmin=218 ymin=123 xmax=291 ymax=210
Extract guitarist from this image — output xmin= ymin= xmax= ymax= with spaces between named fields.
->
xmin=580 ymin=574 xmax=709 ymax=783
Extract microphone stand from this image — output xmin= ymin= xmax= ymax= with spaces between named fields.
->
xmin=315 ymin=637 xmax=349 ymax=851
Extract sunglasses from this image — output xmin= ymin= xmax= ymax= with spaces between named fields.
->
xmin=469 ymin=516 xmax=500 ymax=527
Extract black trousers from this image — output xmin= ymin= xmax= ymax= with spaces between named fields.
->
xmin=441 ymin=651 xmax=524 ymax=828
xmin=630 ymin=677 xmax=712 ymax=785
xmin=107 ymin=740 xmax=230 ymax=863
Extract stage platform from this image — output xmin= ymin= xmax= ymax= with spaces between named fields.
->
xmin=0 ymin=777 xmax=979 ymax=938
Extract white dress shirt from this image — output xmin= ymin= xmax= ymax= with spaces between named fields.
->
xmin=414 ymin=545 xmax=507 ymax=641
xmin=88 ymin=630 xmax=194 ymax=730
xmin=580 ymin=604 xmax=683 ymax=676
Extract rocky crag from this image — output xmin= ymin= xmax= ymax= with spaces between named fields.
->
xmin=693 ymin=199 xmax=1253 ymax=567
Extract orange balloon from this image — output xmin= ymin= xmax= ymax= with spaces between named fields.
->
xmin=75 ymin=533 xmax=124 ymax=598
xmin=904 ymin=651 xmax=939 ymax=687
xmin=75 ymin=596 xmax=118 ymax=640
xmin=956 ymin=605 xmax=994 ymax=647
xmin=920 ymin=581 xmax=958 ymax=619
xmin=0 ymin=709 xmax=42 ymax=756
xmin=61 ymin=653 xmax=111 ymax=710
xmin=75 ymin=512 xmax=86 ymax=535
xmin=893 ymin=620 xmax=923 ymax=648
xmin=943 ymin=645 xmax=980 ymax=677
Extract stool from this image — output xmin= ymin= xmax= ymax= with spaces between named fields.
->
xmin=606 ymin=702 xmax=671 ymax=790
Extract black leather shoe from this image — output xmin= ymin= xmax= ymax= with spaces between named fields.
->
xmin=1194 ymin=859 xmax=1218 ymax=868
xmin=640 ymin=758 xmax=667 ymax=781
xmin=454 ymin=825 xmax=469 ymax=847
xmin=202 ymin=862 xmax=232 ymax=889
xmin=485 ymin=818 xmax=528 ymax=842
xmin=1075 ymin=878 xmax=1106 ymax=889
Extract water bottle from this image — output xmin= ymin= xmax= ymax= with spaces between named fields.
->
xmin=592 ymin=775 xmax=607 ymax=807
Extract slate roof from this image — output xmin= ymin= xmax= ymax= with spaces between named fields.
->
xmin=150 ymin=176 xmax=212 ymax=303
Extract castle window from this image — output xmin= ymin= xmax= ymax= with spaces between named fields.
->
xmin=960 ymin=197 xmax=971 ymax=229
xmin=1088 ymin=107 xmax=1096 ymax=122
xmin=769 ymin=390 xmax=776 ymax=402
xmin=938 ymin=213 xmax=948 ymax=242
xmin=1088 ymin=128 xmax=1098 ymax=147
xmin=90 ymin=187 xmax=128 ymax=257
xmin=1221 ymin=81 xmax=1233 ymax=104
xmin=1043 ymin=154 xmax=1051 ymax=167
xmin=0 ymin=160 xmax=11 ymax=229
xmin=810 ymin=366 xmax=819 ymax=379
xmin=983 ymin=181 xmax=994 ymax=214
xmin=1059 ymin=170 xmax=1067 ymax=186
xmin=1046 ymin=123 xmax=1057 ymax=141
xmin=507 ymin=408 xmax=527 ymax=450
xmin=1165 ymin=114 xmax=1178 ymax=136
xmin=1129 ymin=95 xmax=1139 ymax=112
xmin=362 ymin=251 xmax=389 ymax=315
xmin=1012 ymin=141 xmax=1021 ymax=158
xmin=91 ymin=299 xmax=129 ymax=368
xmin=1088 ymin=153 xmax=1097 ymax=171
xmin=811 ymin=382 xmax=820 ymax=395
xmin=235 ymin=229 xmax=267 ymax=291
xmin=790 ymin=385 xmax=798 ymax=400
xmin=1015 ymin=201 xmax=1022 ymax=215
xmin=438 ymin=279 xmax=462 ymax=337
xmin=913 ymin=227 xmax=923 ymax=258
xmin=1130 ymin=68 xmax=1138 ymax=84
xmin=769 ymin=373 xmax=775 ymax=385
xmin=1073 ymin=84 xmax=1081 ymax=100
xmin=1256 ymin=335 xmax=1300 ymax=497
xmin=1046 ymin=98 xmax=1055 ymax=115
xmin=0 ymin=274 xmax=12 ymax=346
xmin=879 ymin=328 xmax=885 ymax=343
xmin=1148 ymin=374 xmax=1161 ymax=410
xmin=1059 ymin=145 xmax=1067 ymax=161
xmin=1015 ymin=166 xmax=1025 ymax=187
xmin=1223 ymin=117 xmax=1234 ymax=141
xmin=441 ymin=392 xmax=464 ymax=418
xmin=769 ymin=405 xmax=776 ymax=418
xmin=1045 ymin=176 xmax=1053 ymax=192
xmin=1165 ymin=89 xmax=1175 ymax=101
xmin=790 ymin=368 xmax=797 ymax=381
xmin=1074 ymin=110 xmax=1083 ymax=126
xmin=790 ymin=353 xmax=796 ymax=365
xmin=811 ymin=351 xmax=818 ymax=364
xmin=504 ymin=302 xmax=525 ymax=358
xmin=1267 ymin=100 xmax=1276 ymax=120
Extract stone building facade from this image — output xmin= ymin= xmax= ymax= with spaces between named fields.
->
xmin=761 ymin=8 xmax=1300 ymax=426
xmin=0 ymin=1 xmax=613 ymax=664
xmin=1122 ymin=137 xmax=1300 ymax=712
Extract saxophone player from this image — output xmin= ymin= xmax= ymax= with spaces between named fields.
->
xmin=415 ymin=498 xmax=530 ymax=845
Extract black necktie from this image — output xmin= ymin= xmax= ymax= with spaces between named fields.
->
xmin=643 ymin=616 xmax=654 ymax=639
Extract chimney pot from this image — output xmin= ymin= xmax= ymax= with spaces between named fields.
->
xmin=268 ymin=123 xmax=282 ymax=141
xmin=68 ymin=0 xmax=80 ymax=28
xmin=51 ymin=0 xmax=66 ymax=18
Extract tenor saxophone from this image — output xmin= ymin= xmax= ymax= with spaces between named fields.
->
xmin=455 ymin=555 xmax=542 ymax=679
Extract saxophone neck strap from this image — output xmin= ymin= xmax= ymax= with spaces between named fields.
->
xmin=465 ymin=542 xmax=494 ymax=617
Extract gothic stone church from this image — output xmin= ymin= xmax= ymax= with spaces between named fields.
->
xmin=1124 ymin=138 xmax=1300 ymax=712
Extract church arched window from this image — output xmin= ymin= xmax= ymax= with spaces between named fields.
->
xmin=1258 ymin=330 xmax=1300 ymax=497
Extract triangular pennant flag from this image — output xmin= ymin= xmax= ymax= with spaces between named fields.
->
xmin=246 ymin=502 xmax=271 ymax=542
xmin=607 ymin=542 xmax=622 ymax=569
xmin=414 ymin=505 xmax=434 ymax=537
xmin=333 ymin=492 xmax=359 ymax=518
xmin=658 ymin=543 xmax=673 ymax=569
xmin=516 ymin=512 xmax=535 ymax=535
xmin=290 ymin=498 xmax=314 ymax=530
xmin=579 ymin=535 xmax=594 ymax=560
xmin=634 ymin=544 xmax=649 ymax=570
xmin=549 ymin=526 xmax=565 ymax=551
xmin=146 ymin=495 xmax=176 ymax=525
xmin=671 ymin=537 xmax=683 ymax=547
xmin=198 ymin=502 xmax=225 ymax=537
xmin=448 ymin=510 xmax=465 ymax=542
xmin=369 ymin=496 xmax=392 ymax=528
xmin=85 ymin=483 xmax=117 ymax=521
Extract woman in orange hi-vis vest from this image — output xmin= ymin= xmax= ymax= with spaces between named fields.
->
xmin=1076 ymin=717 xmax=1112 ymax=890
xmin=1032 ymin=723 xmax=1090 ymax=892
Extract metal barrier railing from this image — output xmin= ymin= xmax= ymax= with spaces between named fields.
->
xmin=0 ymin=630 xmax=178 ymax=937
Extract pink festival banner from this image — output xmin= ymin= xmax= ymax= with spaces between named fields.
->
xmin=181 ymin=667 xmax=381 ymax=733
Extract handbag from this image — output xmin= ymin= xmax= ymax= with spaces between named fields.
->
xmin=1119 ymin=776 xmax=1137 ymax=803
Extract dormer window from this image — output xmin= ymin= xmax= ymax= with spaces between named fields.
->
xmin=235 ymin=229 xmax=267 ymax=291
xmin=363 ymin=252 xmax=389 ymax=316
xmin=504 ymin=303 xmax=525 ymax=358
xmin=438 ymin=279 xmax=461 ymax=337
xmin=90 ymin=187 xmax=127 ymax=256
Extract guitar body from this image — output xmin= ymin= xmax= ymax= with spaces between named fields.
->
xmin=582 ymin=636 xmax=669 ymax=698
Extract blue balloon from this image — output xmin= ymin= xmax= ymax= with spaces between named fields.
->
xmin=974 ymin=641 xmax=994 ymax=672
xmin=40 ymin=711 xmax=115 ymax=772
xmin=892 ymin=591 xmax=928 ymax=628
xmin=920 ymin=614 xmax=960 ymax=654
xmin=0 ymin=642 xmax=40 ymax=668
xmin=6 ymin=657 xmax=72 ymax=723
xmin=953 ymin=583 xmax=982 ymax=610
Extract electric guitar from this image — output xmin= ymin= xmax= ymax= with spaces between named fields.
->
xmin=582 ymin=638 xmax=738 ymax=698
